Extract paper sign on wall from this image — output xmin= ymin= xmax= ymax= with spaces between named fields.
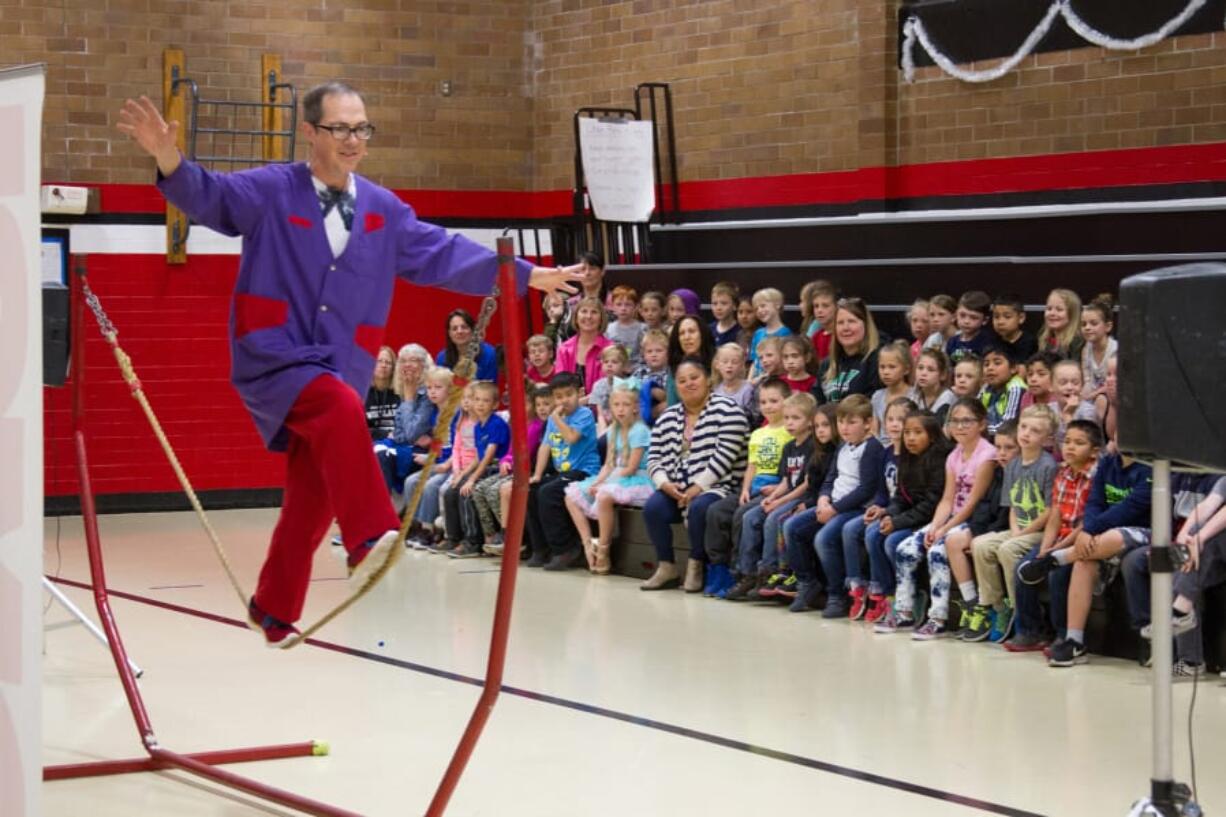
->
xmin=578 ymin=117 xmax=656 ymax=224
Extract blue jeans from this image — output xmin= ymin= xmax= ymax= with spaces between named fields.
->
xmin=864 ymin=520 xmax=912 ymax=597
xmin=404 ymin=471 xmax=450 ymax=525
xmin=1013 ymin=542 xmax=1073 ymax=638
xmin=1122 ymin=545 xmax=1205 ymax=664
xmin=814 ymin=511 xmax=864 ymax=593
xmin=736 ymin=498 xmax=801 ymax=575
xmin=643 ymin=489 xmax=723 ymax=563
xmin=783 ymin=507 xmax=823 ymax=584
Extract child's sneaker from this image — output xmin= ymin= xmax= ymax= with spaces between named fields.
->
xmin=347 ymin=530 xmax=398 ymax=587
xmin=1172 ymin=660 xmax=1203 ymax=681
xmin=482 ymin=542 xmax=505 ymax=557
xmin=429 ymin=538 xmax=459 ymax=555
xmin=821 ymin=596 xmax=849 ymax=619
xmin=755 ymin=571 xmax=788 ymax=599
xmin=1047 ymin=637 xmax=1087 ymax=667
xmin=1018 ymin=553 xmax=1058 ymax=586
xmin=911 ymin=618 xmax=950 ymax=641
xmin=775 ymin=572 xmax=800 ymax=600
xmin=873 ymin=608 xmax=915 ymax=634
xmin=448 ymin=541 xmax=483 ymax=559
xmin=724 ymin=573 xmax=761 ymax=602
xmin=954 ymin=604 xmax=972 ymax=637
xmin=988 ymin=601 xmax=1015 ymax=643
xmin=960 ymin=604 xmax=994 ymax=642
xmin=847 ymin=586 xmax=868 ymax=621
xmin=246 ymin=598 xmax=300 ymax=649
xmin=1140 ymin=608 xmax=1198 ymax=639
xmin=788 ymin=581 xmax=822 ymax=613
xmin=1003 ymin=632 xmax=1048 ymax=653
xmin=864 ymin=594 xmax=891 ymax=625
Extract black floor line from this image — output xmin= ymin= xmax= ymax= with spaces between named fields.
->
xmin=48 ymin=575 xmax=1045 ymax=817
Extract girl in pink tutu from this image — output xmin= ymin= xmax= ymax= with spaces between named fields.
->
xmin=564 ymin=378 xmax=654 ymax=574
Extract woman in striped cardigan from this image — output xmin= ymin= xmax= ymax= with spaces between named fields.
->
xmin=642 ymin=357 xmax=750 ymax=591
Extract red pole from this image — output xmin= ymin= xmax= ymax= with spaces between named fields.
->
xmin=426 ymin=238 xmax=529 ymax=816
xmin=44 ymin=741 xmax=322 ymax=780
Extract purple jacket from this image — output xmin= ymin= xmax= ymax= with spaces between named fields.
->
xmin=158 ymin=160 xmax=532 ymax=451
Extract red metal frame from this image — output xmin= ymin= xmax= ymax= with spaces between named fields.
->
xmin=49 ymin=249 xmax=531 ymax=815
xmin=426 ymin=239 xmax=529 ymax=815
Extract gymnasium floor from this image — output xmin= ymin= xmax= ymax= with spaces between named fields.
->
xmin=42 ymin=508 xmax=1225 ymax=817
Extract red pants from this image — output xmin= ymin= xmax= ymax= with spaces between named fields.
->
xmin=254 ymin=374 xmax=399 ymax=623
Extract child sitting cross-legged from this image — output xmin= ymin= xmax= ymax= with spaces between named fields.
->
xmin=724 ymin=392 xmax=818 ymax=600
xmin=785 ymin=394 xmax=885 ymax=616
xmin=878 ymin=397 xmax=997 ymax=638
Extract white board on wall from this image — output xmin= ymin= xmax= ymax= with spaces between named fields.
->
xmin=578 ymin=116 xmax=656 ymax=224
xmin=0 ymin=62 xmax=45 ymax=817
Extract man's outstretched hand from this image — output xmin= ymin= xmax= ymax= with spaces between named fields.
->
xmin=528 ymin=263 xmax=585 ymax=297
xmin=116 ymin=95 xmax=182 ymax=177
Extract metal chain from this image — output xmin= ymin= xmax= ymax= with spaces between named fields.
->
xmin=81 ymin=281 xmax=117 ymax=339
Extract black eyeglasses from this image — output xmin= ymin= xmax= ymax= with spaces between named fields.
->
xmin=313 ymin=123 xmax=375 ymax=141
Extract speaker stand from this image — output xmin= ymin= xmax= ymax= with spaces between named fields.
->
xmin=1127 ymin=461 xmax=1202 ymax=817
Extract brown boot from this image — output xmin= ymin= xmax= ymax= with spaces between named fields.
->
xmin=640 ymin=561 xmax=680 ymax=591
xmin=683 ymin=558 xmax=705 ymax=593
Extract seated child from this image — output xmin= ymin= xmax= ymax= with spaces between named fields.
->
xmin=438 ymin=381 xmax=511 ymax=558
xmin=879 ymin=398 xmax=997 ymax=638
xmin=634 ymin=328 xmax=671 ymax=424
xmin=1019 ymin=424 xmax=1151 ymax=668
xmin=701 ymin=377 xmax=793 ymax=596
xmin=564 ymin=379 xmax=653 ymax=574
xmin=606 ymin=285 xmax=646 ymax=366
xmin=945 ymin=290 xmax=994 ymax=363
xmin=1048 ymin=359 xmax=1098 ymax=455
xmin=1019 ymin=351 xmax=1060 ymax=410
xmin=923 ymin=294 xmax=957 ymax=351
xmin=780 ymin=335 xmax=819 ymax=397
xmin=712 ymin=342 xmax=755 ymax=418
xmin=977 ymin=340 xmax=1027 ymax=436
xmin=586 ymin=343 xmax=631 ymax=431
xmin=404 ymin=368 xmax=458 ymax=548
xmin=709 ymin=281 xmax=741 ymax=347
xmin=991 ymin=292 xmax=1037 ymax=363
xmin=961 ymin=406 xmax=1059 ymax=642
xmin=913 ymin=348 xmax=956 ymax=420
xmin=726 ymin=393 xmax=818 ymax=600
xmin=870 ymin=340 xmax=916 ymax=443
xmin=474 ymin=385 xmax=552 ymax=556
xmin=525 ymin=372 xmax=601 ymax=569
xmin=525 ymin=334 xmax=556 ymax=385
xmin=803 ymin=280 xmax=838 ymax=363
xmin=735 ymin=294 xmax=760 ymax=354
xmin=842 ymin=396 xmax=916 ymax=620
xmin=867 ymin=410 xmax=953 ymax=625
xmin=1079 ymin=295 xmax=1117 ymax=400
xmin=748 ymin=287 xmax=792 ymax=363
xmin=787 ymin=394 xmax=885 ymax=616
xmin=638 ymin=291 xmax=667 ymax=333
xmin=543 ymin=291 xmax=572 ymax=345
xmin=907 ymin=298 xmax=930 ymax=360
xmin=1004 ymin=419 xmax=1101 ymax=653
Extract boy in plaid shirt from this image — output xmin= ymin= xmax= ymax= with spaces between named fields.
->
xmin=1004 ymin=419 xmax=1102 ymax=652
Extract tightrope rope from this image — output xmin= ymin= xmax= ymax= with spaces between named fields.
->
xmin=79 ymin=276 xmax=500 ymax=646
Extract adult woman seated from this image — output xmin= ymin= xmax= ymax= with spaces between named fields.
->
xmin=436 ymin=308 xmax=499 ymax=382
xmin=376 ymin=343 xmax=434 ymax=504
xmin=820 ymin=296 xmax=883 ymax=403
xmin=555 ymin=296 xmax=613 ymax=397
xmin=641 ymin=357 xmax=749 ymax=591
xmin=365 ymin=345 xmax=400 ymax=440
xmin=641 ymin=313 xmax=716 ymax=423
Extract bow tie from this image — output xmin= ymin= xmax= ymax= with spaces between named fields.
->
xmin=318 ymin=187 xmax=354 ymax=231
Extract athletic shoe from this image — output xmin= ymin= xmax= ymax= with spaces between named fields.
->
xmin=873 ymin=608 xmax=916 ymax=634
xmin=1002 ymin=632 xmax=1048 ymax=653
xmin=525 ymin=550 xmax=550 ymax=568
xmin=1172 ymin=660 xmax=1203 ymax=681
xmin=448 ymin=541 xmax=483 ymax=559
xmin=482 ymin=542 xmax=505 ymax=557
xmin=1047 ymin=637 xmax=1087 ymax=667
xmin=755 ymin=571 xmax=788 ymax=599
xmin=954 ymin=604 xmax=972 ymax=638
xmin=544 ymin=548 xmax=586 ymax=571
xmin=723 ymin=573 xmax=761 ymax=602
xmin=775 ymin=572 xmax=800 ymax=600
xmin=864 ymin=594 xmax=891 ymax=625
xmin=788 ymin=581 xmax=823 ymax=613
xmin=911 ymin=618 xmax=951 ymax=641
xmin=988 ymin=601 xmax=1015 ymax=643
xmin=847 ymin=586 xmax=868 ymax=621
xmin=1018 ymin=554 xmax=1057 ymax=586
xmin=960 ymin=604 xmax=994 ymax=642
xmin=703 ymin=563 xmax=734 ymax=597
xmin=1140 ymin=609 xmax=1198 ymax=640
xmin=246 ymin=598 xmax=300 ymax=649
xmin=821 ymin=596 xmax=849 ymax=619
xmin=428 ymin=537 xmax=458 ymax=554
xmin=347 ymin=530 xmax=398 ymax=587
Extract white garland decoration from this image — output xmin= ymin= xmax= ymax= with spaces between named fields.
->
xmin=903 ymin=0 xmax=1211 ymax=84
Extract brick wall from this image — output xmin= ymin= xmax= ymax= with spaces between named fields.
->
xmin=5 ymin=0 xmax=534 ymax=192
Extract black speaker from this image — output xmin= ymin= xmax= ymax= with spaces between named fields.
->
xmin=43 ymin=286 xmax=69 ymax=387
xmin=1117 ymin=263 xmax=1226 ymax=471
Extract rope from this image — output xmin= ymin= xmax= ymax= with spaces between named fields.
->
xmin=79 ymin=276 xmax=501 ymax=647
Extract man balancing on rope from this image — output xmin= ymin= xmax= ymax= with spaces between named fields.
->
xmin=117 ymin=82 xmax=583 ymax=647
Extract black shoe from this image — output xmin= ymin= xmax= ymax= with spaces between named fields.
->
xmin=526 ymin=550 xmax=550 ymax=568
xmin=1018 ymin=554 xmax=1057 ymax=586
xmin=788 ymin=580 xmax=823 ymax=613
xmin=724 ymin=573 xmax=760 ymax=602
xmin=1047 ymin=637 xmax=1087 ymax=667
xmin=448 ymin=541 xmax=483 ymax=559
xmin=544 ymin=548 xmax=585 ymax=571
